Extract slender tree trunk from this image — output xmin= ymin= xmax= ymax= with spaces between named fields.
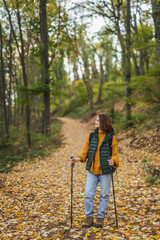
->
xmin=3 ymin=0 xmax=31 ymax=148
xmin=132 ymin=52 xmax=140 ymax=76
xmin=80 ymin=31 xmax=93 ymax=113
xmin=82 ymin=72 xmax=93 ymax=113
xmin=146 ymin=57 xmax=149 ymax=71
xmin=16 ymin=0 xmax=31 ymax=148
xmin=97 ymin=55 xmax=104 ymax=103
xmin=121 ymin=47 xmax=126 ymax=80
xmin=8 ymin=29 xmax=13 ymax=126
xmin=91 ymin=54 xmax=98 ymax=79
xmin=105 ymin=54 xmax=111 ymax=82
xmin=139 ymin=49 xmax=145 ymax=75
xmin=0 ymin=23 xmax=9 ymax=143
xmin=0 ymin=36 xmax=4 ymax=144
xmin=151 ymin=0 xmax=160 ymax=67
xmin=14 ymin=71 xmax=20 ymax=128
xmin=125 ymin=0 xmax=131 ymax=128
xmin=40 ymin=0 xmax=50 ymax=136
xmin=32 ymin=44 xmax=40 ymax=118
xmin=73 ymin=60 xmax=79 ymax=81
xmin=82 ymin=60 xmax=93 ymax=113
xmin=13 ymin=85 xmax=16 ymax=127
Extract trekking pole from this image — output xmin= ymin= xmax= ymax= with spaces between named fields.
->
xmin=111 ymin=171 xmax=118 ymax=229
xmin=70 ymin=157 xmax=75 ymax=228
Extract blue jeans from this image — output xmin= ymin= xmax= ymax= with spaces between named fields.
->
xmin=85 ymin=171 xmax=111 ymax=218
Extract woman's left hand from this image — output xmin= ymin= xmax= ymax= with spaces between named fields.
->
xmin=108 ymin=158 xmax=114 ymax=166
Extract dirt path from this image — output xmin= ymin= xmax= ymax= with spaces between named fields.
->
xmin=0 ymin=118 xmax=159 ymax=240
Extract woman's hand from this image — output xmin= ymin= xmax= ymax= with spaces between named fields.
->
xmin=108 ymin=158 xmax=114 ymax=166
xmin=70 ymin=157 xmax=81 ymax=165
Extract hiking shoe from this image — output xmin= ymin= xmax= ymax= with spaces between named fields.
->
xmin=82 ymin=217 xmax=94 ymax=228
xmin=94 ymin=218 xmax=104 ymax=228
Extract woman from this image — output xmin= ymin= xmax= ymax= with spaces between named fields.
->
xmin=70 ymin=114 xmax=119 ymax=228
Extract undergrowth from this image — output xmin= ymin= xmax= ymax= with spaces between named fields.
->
xmin=142 ymin=157 xmax=160 ymax=185
xmin=0 ymin=119 xmax=62 ymax=174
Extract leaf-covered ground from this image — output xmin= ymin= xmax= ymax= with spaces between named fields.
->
xmin=0 ymin=117 xmax=159 ymax=240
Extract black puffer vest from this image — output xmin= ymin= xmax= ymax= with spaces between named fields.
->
xmin=86 ymin=128 xmax=116 ymax=174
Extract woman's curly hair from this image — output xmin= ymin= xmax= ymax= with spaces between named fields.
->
xmin=99 ymin=114 xmax=112 ymax=132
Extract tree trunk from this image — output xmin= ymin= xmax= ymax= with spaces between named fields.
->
xmin=0 ymin=23 xmax=9 ymax=143
xmin=125 ymin=0 xmax=131 ymax=128
xmin=132 ymin=52 xmax=140 ymax=76
xmin=73 ymin=60 xmax=79 ymax=81
xmin=139 ymin=49 xmax=145 ymax=75
xmin=40 ymin=0 xmax=50 ymax=136
xmin=80 ymin=31 xmax=94 ymax=113
xmin=82 ymin=59 xmax=93 ymax=113
xmin=8 ymin=29 xmax=13 ymax=126
xmin=146 ymin=56 xmax=149 ymax=71
xmin=97 ymin=55 xmax=104 ymax=103
xmin=3 ymin=0 xmax=32 ymax=148
xmin=151 ymin=0 xmax=160 ymax=67
xmin=82 ymin=73 xmax=93 ymax=113
xmin=91 ymin=54 xmax=98 ymax=79
xmin=32 ymin=45 xmax=40 ymax=117
xmin=16 ymin=0 xmax=31 ymax=148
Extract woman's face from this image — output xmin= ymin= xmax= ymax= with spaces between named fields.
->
xmin=95 ymin=116 xmax=100 ymax=129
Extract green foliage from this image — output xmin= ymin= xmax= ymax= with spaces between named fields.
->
xmin=0 ymin=119 xmax=62 ymax=174
xmin=130 ymin=75 xmax=160 ymax=107
xmin=76 ymin=81 xmax=88 ymax=104
xmin=102 ymin=82 xmax=124 ymax=104
xmin=131 ymin=25 xmax=154 ymax=51
xmin=146 ymin=175 xmax=159 ymax=185
xmin=129 ymin=74 xmax=160 ymax=129
xmin=67 ymin=104 xmax=90 ymax=119
xmin=148 ymin=66 xmax=160 ymax=77
xmin=142 ymin=157 xmax=159 ymax=186
xmin=111 ymin=111 xmax=126 ymax=131
xmin=59 ymin=96 xmax=87 ymax=117
xmin=8 ymin=126 xmax=22 ymax=147
xmin=58 ymin=80 xmax=88 ymax=116
xmin=131 ymin=111 xmax=148 ymax=124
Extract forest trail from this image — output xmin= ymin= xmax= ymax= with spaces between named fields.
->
xmin=0 ymin=117 xmax=159 ymax=240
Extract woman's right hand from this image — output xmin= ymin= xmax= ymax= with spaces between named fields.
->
xmin=70 ymin=157 xmax=81 ymax=165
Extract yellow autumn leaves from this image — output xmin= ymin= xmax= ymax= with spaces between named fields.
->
xmin=0 ymin=118 xmax=159 ymax=239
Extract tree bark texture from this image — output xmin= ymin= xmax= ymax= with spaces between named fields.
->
xmin=0 ymin=23 xmax=9 ymax=143
xmin=151 ymin=0 xmax=160 ymax=67
xmin=125 ymin=0 xmax=131 ymax=128
xmin=40 ymin=0 xmax=50 ymax=136
xmin=139 ymin=49 xmax=145 ymax=75
xmin=132 ymin=52 xmax=140 ymax=76
xmin=8 ymin=29 xmax=13 ymax=126
xmin=97 ymin=55 xmax=104 ymax=103
xmin=82 ymin=56 xmax=93 ymax=113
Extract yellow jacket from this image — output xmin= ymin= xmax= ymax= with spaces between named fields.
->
xmin=78 ymin=131 xmax=119 ymax=175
